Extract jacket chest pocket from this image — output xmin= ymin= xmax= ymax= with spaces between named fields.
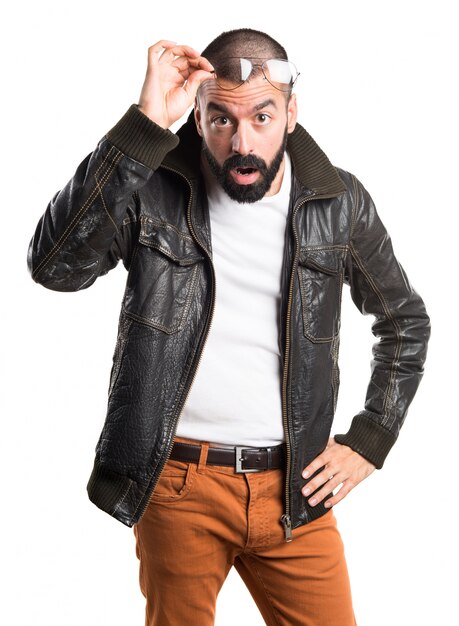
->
xmin=123 ymin=217 xmax=205 ymax=334
xmin=297 ymin=247 xmax=346 ymax=343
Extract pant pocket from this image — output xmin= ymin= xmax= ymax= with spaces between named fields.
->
xmin=149 ymin=458 xmax=197 ymax=502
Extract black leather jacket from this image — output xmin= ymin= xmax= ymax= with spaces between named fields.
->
xmin=27 ymin=104 xmax=430 ymax=540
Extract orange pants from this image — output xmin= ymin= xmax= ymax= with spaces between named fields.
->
xmin=133 ymin=435 xmax=357 ymax=626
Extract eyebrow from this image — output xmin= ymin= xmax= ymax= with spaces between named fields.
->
xmin=206 ymin=99 xmax=277 ymax=114
xmin=254 ymin=99 xmax=277 ymax=111
xmin=206 ymin=102 xmax=230 ymax=114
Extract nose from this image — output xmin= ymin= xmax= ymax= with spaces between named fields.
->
xmin=231 ymin=122 xmax=253 ymax=155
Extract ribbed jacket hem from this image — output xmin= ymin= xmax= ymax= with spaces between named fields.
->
xmin=86 ymin=458 xmax=136 ymax=525
xmin=334 ymin=412 xmax=397 ymax=469
xmin=106 ymin=104 xmax=180 ymax=170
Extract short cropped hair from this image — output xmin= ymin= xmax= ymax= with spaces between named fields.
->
xmin=201 ymin=28 xmax=288 ymax=66
xmin=200 ymin=28 xmax=291 ymax=99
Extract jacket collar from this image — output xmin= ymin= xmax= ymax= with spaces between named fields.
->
xmin=162 ymin=111 xmax=346 ymax=197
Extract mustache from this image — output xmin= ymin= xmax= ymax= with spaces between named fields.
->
xmin=222 ymin=153 xmax=268 ymax=175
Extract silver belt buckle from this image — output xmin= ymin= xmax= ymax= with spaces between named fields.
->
xmin=235 ymin=446 xmax=263 ymax=473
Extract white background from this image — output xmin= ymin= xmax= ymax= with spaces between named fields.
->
xmin=1 ymin=1 xmax=457 ymax=624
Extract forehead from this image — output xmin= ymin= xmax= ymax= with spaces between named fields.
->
xmin=197 ymin=76 xmax=286 ymax=113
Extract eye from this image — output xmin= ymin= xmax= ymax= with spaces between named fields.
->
xmin=255 ymin=113 xmax=271 ymax=124
xmin=212 ymin=116 xmax=232 ymax=127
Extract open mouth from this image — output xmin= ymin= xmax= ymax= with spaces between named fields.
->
xmin=230 ymin=166 xmax=260 ymax=185
xmin=236 ymin=167 xmax=257 ymax=176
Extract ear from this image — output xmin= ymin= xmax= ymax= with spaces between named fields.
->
xmin=194 ymin=98 xmax=203 ymax=137
xmin=287 ymin=93 xmax=298 ymax=133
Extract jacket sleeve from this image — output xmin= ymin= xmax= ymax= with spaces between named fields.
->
xmin=333 ymin=174 xmax=431 ymax=468
xmin=27 ymin=104 xmax=179 ymax=291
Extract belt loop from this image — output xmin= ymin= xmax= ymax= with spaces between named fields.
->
xmin=197 ymin=441 xmax=210 ymax=474
xmin=267 ymin=447 xmax=272 ymax=469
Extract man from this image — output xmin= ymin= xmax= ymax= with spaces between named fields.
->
xmin=27 ymin=28 xmax=430 ymax=626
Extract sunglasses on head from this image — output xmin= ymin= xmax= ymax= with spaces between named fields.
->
xmin=209 ymin=57 xmax=300 ymax=92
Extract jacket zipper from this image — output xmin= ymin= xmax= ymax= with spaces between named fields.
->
xmin=280 ymin=192 xmax=318 ymax=542
xmin=135 ymin=170 xmax=331 ymax=533
xmin=135 ymin=167 xmax=216 ymax=523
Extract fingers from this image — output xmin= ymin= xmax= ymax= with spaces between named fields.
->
xmin=168 ymin=53 xmax=214 ymax=95
xmin=301 ymin=465 xmax=342 ymax=504
xmin=187 ymin=55 xmax=214 ymax=72
xmin=148 ymin=41 xmax=213 ymax=73
xmin=323 ymin=480 xmax=355 ymax=508
xmin=172 ymin=55 xmax=214 ymax=81
xmin=300 ymin=441 xmax=375 ymax=508
xmin=147 ymin=40 xmax=178 ymax=61
xmin=305 ymin=474 xmax=350 ymax=508
xmin=183 ymin=68 xmax=214 ymax=99
xmin=161 ymin=46 xmax=213 ymax=71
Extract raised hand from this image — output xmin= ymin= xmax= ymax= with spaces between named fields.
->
xmin=138 ymin=40 xmax=214 ymax=129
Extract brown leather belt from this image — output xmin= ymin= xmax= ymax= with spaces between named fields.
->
xmin=170 ymin=441 xmax=286 ymax=472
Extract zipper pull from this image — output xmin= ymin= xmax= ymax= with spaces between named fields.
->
xmin=280 ymin=513 xmax=293 ymax=542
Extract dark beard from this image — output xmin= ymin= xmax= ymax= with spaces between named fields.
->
xmin=202 ymin=128 xmax=288 ymax=204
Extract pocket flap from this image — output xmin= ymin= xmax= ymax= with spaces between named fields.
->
xmin=298 ymin=248 xmax=345 ymax=275
xmin=139 ymin=217 xmax=205 ymax=265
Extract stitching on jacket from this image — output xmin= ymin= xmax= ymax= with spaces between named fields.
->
xmin=138 ymin=237 xmax=203 ymax=264
xmin=297 ymin=249 xmax=345 ymax=343
xmin=140 ymin=214 xmax=195 ymax=241
xmin=349 ymin=174 xmax=359 ymax=243
xmin=331 ymin=334 xmax=340 ymax=413
xmin=95 ymin=164 xmax=120 ymax=233
xmin=108 ymin=316 xmax=134 ymax=398
xmin=349 ymin=243 xmax=402 ymax=428
xmin=32 ymin=146 xmax=123 ymax=279
xmin=33 ymin=145 xmax=118 ymax=276
xmin=122 ymin=192 xmax=142 ymax=269
xmin=300 ymin=245 xmax=349 ymax=252
xmin=123 ymin=262 xmax=201 ymax=333
xmin=298 ymin=267 xmax=337 ymax=343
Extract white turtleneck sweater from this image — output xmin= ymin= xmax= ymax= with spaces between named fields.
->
xmin=175 ymin=153 xmax=292 ymax=448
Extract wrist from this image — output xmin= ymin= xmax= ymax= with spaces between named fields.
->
xmin=333 ymin=412 xmax=397 ymax=469
xmin=106 ymin=104 xmax=179 ymax=170
xmin=137 ymin=103 xmax=168 ymax=129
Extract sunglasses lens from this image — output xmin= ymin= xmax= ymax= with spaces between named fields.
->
xmin=262 ymin=60 xmax=298 ymax=91
xmin=212 ymin=58 xmax=298 ymax=91
xmin=239 ymin=58 xmax=252 ymax=81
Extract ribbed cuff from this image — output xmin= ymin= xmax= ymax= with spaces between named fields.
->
xmin=334 ymin=412 xmax=397 ymax=469
xmin=106 ymin=104 xmax=180 ymax=170
xmin=86 ymin=457 xmax=134 ymax=516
